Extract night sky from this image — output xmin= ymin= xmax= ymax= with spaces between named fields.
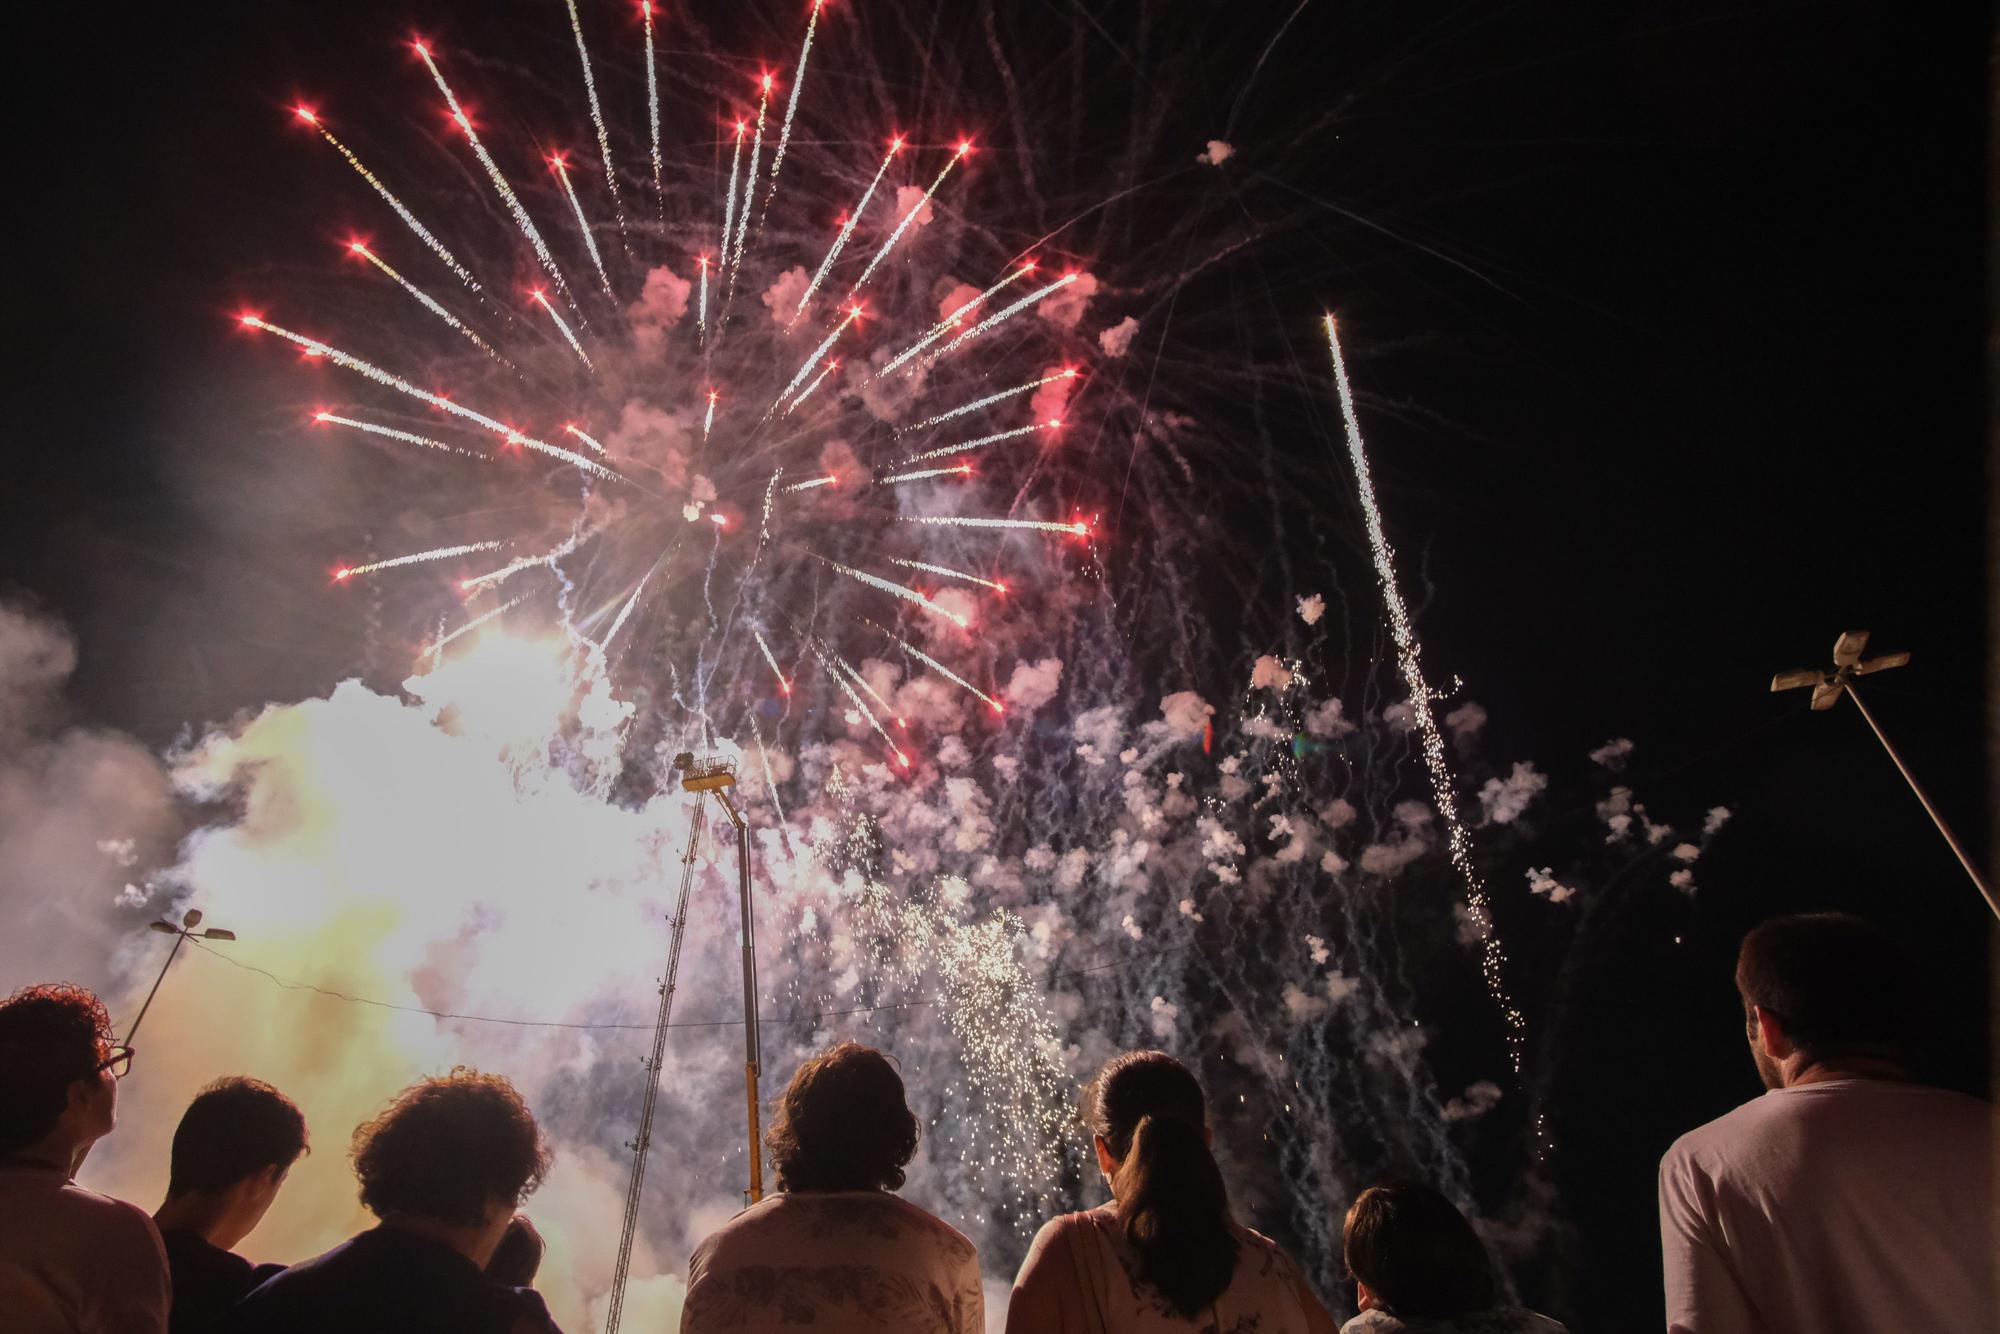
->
xmin=4 ymin=1 xmax=1990 ymax=1328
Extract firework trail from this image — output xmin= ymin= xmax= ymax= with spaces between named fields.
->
xmin=414 ymin=43 xmax=575 ymax=306
xmin=762 ymin=0 xmax=825 ymax=222
xmin=904 ymin=419 xmax=1059 ymax=464
xmin=877 ymin=464 xmax=973 ymax=485
xmin=549 ymin=156 xmax=615 ymax=296
xmin=1325 ymin=316 xmax=1526 ymax=1073
xmin=808 ymin=638 xmax=908 ymax=767
xmin=728 ymin=78 xmax=774 ymax=291
xmin=929 ymin=272 xmax=1079 ymax=363
xmin=314 ymin=412 xmax=487 ymax=460
xmin=792 ymin=139 xmax=901 ymax=328
xmin=876 ymin=265 xmax=1031 ymax=376
xmin=784 ymin=359 xmax=839 ymax=414
xmin=530 ymin=289 xmax=595 ymax=371
xmin=562 ymin=0 xmax=628 ymax=239
xmin=873 ymin=620 xmax=1005 ymax=712
xmin=826 ymin=560 xmax=970 ymax=629
xmin=640 ymin=2 xmax=663 ymax=196
xmin=719 ymin=122 xmax=746 ymax=290
xmin=753 ymin=629 xmax=791 ymax=694
xmin=782 ymin=474 xmax=839 ymax=492
xmin=772 ymin=305 xmax=862 ymax=411
xmin=347 ymin=242 xmax=504 ymax=363
xmin=426 ymin=593 xmax=527 ymax=662
xmin=296 ymin=108 xmax=482 ymax=293
xmin=562 ymin=424 xmax=608 ymax=455
xmin=887 ymin=557 xmax=1005 ymax=592
xmin=902 ymin=514 xmax=1090 ymax=535
xmin=852 ymin=143 xmax=969 ymax=294
xmin=900 ymin=369 xmax=1077 ymax=434
xmin=333 ymin=540 xmax=503 ymax=582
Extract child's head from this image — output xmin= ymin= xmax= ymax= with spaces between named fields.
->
xmin=1343 ymin=1180 xmax=1496 ymax=1319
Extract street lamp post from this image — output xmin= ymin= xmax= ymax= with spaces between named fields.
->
xmin=1771 ymin=630 xmax=1996 ymax=921
xmin=124 ymin=908 xmax=238 ymax=1045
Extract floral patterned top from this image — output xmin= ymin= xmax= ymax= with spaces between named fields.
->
xmin=1009 ymin=1205 xmax=1337 ymax=1334
xmin=681 ymin=1189 xmax=983 ymax=1334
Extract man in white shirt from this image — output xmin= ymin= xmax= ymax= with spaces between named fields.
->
xmin=1659 ymin=913 xmax=1998 ymax=1334
xmin=0 ymin=982 xmax=171 ymax=1334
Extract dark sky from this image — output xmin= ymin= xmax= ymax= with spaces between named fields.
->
xmin=3 ymin=0 xmax=1990 ymax=1326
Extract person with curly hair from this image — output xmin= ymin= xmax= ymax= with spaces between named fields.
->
xmin=151 ymin=1078 xmax=308 ymax=1334
xmin=681 ymin=1041 xmax=983 ymax=1334
xmin=1006 ymin=1050 xmax=1336 ymax=1334
xmin=0 ymin=981 xmax=170 ymax=1334
xmin=226 ymin=1068 xmax=559 ymax=1334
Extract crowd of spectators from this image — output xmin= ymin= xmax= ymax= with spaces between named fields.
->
xmin=1 ymin=912 xmax=1991 ymax=1332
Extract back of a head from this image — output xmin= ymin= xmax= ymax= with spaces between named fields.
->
xmin=1087 ymin=1050 xmax=1238 ymax=1318
xmin=1343 ymin=1181 xmax=1496 ymax=1320
xmin=168 ymin=1077 xmax=310 ymax=1197
xmin=1736 ymin=912 xmax=1918 ymax=1062
xmin=766 ymin=1041 xmax=919 ymax=1193
xmin=350 ymin=1068 xmax=549 ymax=1227
xmin=0 ymin=983 xmax=111 ymax=1155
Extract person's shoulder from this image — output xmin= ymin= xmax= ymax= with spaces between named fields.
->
xmin=876 ymin=1191 xmax=978 ymax=1259
xmin=1661 ymin=1090 xmax=1784 ymax=1169
xmin=1028 ymin=1205 xmax=1114 ymax=1248
xmin=1338 ymin=1311 xmax=1403 ymax=1334
xmin=61 ymin=1181 xmax=165 ymax=1255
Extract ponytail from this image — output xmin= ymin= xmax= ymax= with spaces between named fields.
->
xmin=1114 ymin=1112 xmax=1240 ymax=1317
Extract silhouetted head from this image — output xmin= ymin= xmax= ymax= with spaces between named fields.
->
xmin=1085 ymin=1050 xmax=1238 ymax=1318
xmin=350 ymin=1069 xmax=549 ymax=1227
xmin=0 ymin=983 xmax=120 ymax=1158
xmin=1736 ymin=912 xmax=1916 ymax=1085
xmin=1344 ymin=1180 xmax=1496 ymax=1319
xmin=766 ymin=1042 xmax=919 ymax=1193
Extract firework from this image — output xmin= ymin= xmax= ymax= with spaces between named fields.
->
xmin=333 ymin=540 xmax=503 ymax=583
xmin=295 ymin=107 xmax=482 ymax=293
xmin=314 ymin=411 xmax=486 ymax=460
xmin=899 ymin=369 xmax=1077 ymax=434
xmin=549 ymin=155 xmax=615 ymax=296
xmin=561 ymin=0 xmax=628 ymax=238
xmin=792 ymin=138 xmax=902 ymax=327
xmin=903 ymin=419 xmax=1059 ymax=465
xmin=346 ymin=242 xmax=502 ymax=362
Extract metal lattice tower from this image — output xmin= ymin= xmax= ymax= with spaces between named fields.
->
xmin=602 ymin=786 xmax=708 ymax=1334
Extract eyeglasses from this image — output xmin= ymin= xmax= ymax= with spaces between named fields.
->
xmin=93 ymin=1046 xmax=135 ymax=1080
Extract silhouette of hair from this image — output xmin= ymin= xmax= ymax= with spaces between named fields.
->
xmin=1343 ymin=1180 xmax=1496 ymax=1319
xmin=1086 ymin=1050 xmax=1238 ymax=1317
xmin=168 ymin=1077 xmax=309 ymax=1196
xmin=766 ymin=1042 xmax=920 ymax=1192
xmin=1736 ymin=912 xmax=1917 ymax=1060
xmin=0 ymin=983 xmax=113 ymax=1154
xmin=350 ymin=1068 xmax=549 ymax=1227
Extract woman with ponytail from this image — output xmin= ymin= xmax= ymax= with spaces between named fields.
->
xmin=1006 ymin=1051 xmax=1337 ymax=1334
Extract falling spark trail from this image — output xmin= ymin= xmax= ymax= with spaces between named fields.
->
xmin=640 ymin=1 xmax=663 ymax=196
xmin=349 ymin=244 xmax=504 ymax=362
xmin=240 ymin=317 xmax=623 ymax=482
xmin=601 ymin=567 xmax=653 ymax=649
xmin=550 ymin=157 xmax=615 ymax=295
xmin=335 ymin=540 xmax=502 ymax=581
xmin=696 ymin=256 xmax=710 ymax=343
xmin=876 ymin=267 xmax=1030 ymax=376
xmin=826 ymin=560 xmax=969 ymax=629
xmin=783 ymin=474 xmax=839 ymax=492
xmin=792 ymin=140 xmax=900 ymax=327
xmin=461 ymin=529 xmax=592 ymax=592
xmin=900 ymin=370 xmax=1077 ymax=434
xmin=315 ymin=411 xmax=485 ymax=459
xmin=751 ymin=726 xmax=794 ymax=859
xmin=874 ymin=620 xmax=1004 ymax=712
xmin=887 ymin=557 xmax=1005 ymax=592
xmin=297 ymin=110 xmax=482 ymax=293
xmin=931 ymin=274 xmax=1079 ymax=363
xmin=703 ymin=390 xmax=718 ymax=442
xmin=1325 ymin=315 xmax=1526 ymax=1074
xmin=563 ymin=424 xmax=607 ymax=455
xmin=772 ymin=306 xmax=860 ymax=411
xmin=415 ymin=45 xmax=575 ymax=304
xmin=784 ymin=360 xmax=839 ymax=415
xmin=810 ymin=639 xmax=908 ymax=766
xmin=905 ymin=420 xmax=1057 ymax=464
xmin=836 ymin=654 xmax=903 ymax=725
xmin=720 ymin=124 xmax=746 ymax=291
xmin=562 ymin=0 xmax=628 ymax=237
xmin=852 ymin=146 xmax=967 ymax=295
xmin=902 ymin=514 xmax=1088 ymax=535
xmin=762 ymin=0 xmax=823 ymax=221
xmin=729 ymin=81 xmax=773 ymax=288
xmin=753 ymin=630 xmax=791 ymax=693
xmin=427 ymin=594 xmax=527 ymax=663
xmin=877 ymin=464 xmax=973 ymax=485
xmin=531 ymin=290 xmax=595 ymax=371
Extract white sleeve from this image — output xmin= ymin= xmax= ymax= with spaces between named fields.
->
xmin=1659 ymin=1148 xmax=1761 ymax=1334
